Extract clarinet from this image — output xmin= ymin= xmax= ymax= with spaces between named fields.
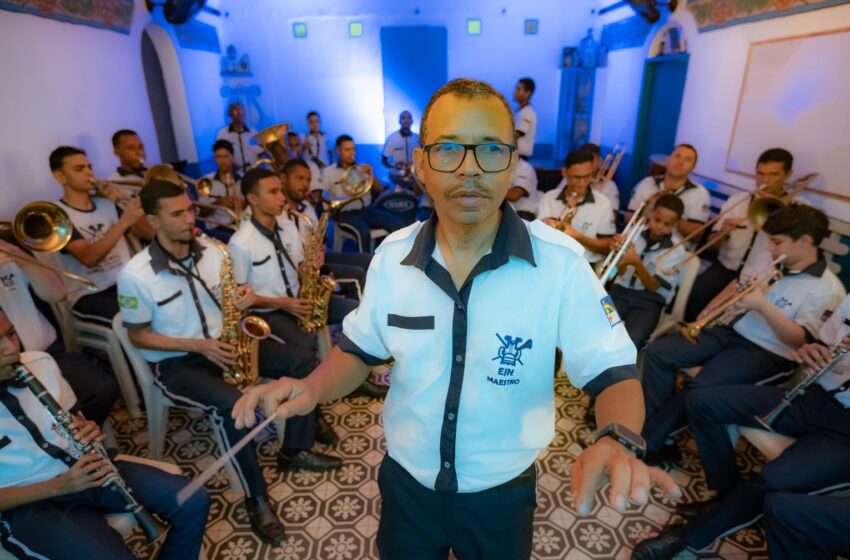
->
xmin=12 ymin=362 xmax=167 ymax=544
xmin=755 ymin=347 xmax=849 ymax=431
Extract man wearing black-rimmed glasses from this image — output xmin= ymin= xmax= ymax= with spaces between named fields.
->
xmin=232 ymin=78 xmax=679 ymax=559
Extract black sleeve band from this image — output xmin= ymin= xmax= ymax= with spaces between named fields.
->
xmin=338 ymin=334 xmax=390 ymax=366
xmin=582 ymin=364 xmax=639 ymax=398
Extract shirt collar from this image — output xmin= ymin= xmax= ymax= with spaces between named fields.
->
xmin=149 ymin=236 xmax=207 ymax=274
xmin=654 ymin=175 xmax=697 ymax=193
xmin=641 ymin=228 xmax=674 ymax=250
xmin=556 ymin=184 xmax=594 ymax=205
xmin=785 ymin=258 xmax=827 ymax=277
xmin=228 ymin=124 xmax=251 ymax=133
xmin=250 ymin=215 xmax=283 ymax=238
xmin=401 ymin=201 xmax=536 ymax=270
xmin=116 ymin=165 xmax=146 ymax=178
xmin=214 ymin=170 xmax=242 ymax=183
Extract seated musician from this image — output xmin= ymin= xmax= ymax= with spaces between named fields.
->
xmin=505 ymin=157 xmax=538 ymax=221
xmin=320 ymin=135 xmax=407 ymax=252
xmin=0 ymin=310 xmax=210 ymax=560
xmin=579 ymin=143 xmax=620 ymax=213
xmin=198 ymin=139 xmax=243 ymax=242
xmin=108 ymin=129 xmax=148 ymax=181
xmin=626 ymin=144 xmax=710 ymax=244
xmin=639 ymin=204 xmax=845 ymax=462
xmin=381 ymin=110 xmax=419 ymax=189
xmin=606 ymin=194 xmax=686 ymax=349
xmin=763 ymin=494 xmax=850 ymax=560
xmin=0 ymin=240 xmax=118 ymax=426
xmin=231 ymin=168 xmax=385 ymax=400
xmin=538 ymin=148 xmax=615 ymax=264
xmin=48 ymin=146 xmax=150 ymax=326
xmin=118 ymin=181 xmax=320 ymax=545
xmin=215 ymin=102 xmax=264 ymax=173
xmin=634 ymin=292 xmax=850 ymax=559
xmin=684 ymin=148 xmax=801 ymax=321
xmin=286 ymin=132 xmax=322 ymax=195
xmin=301 ymin=111 xmax=331 ymax=168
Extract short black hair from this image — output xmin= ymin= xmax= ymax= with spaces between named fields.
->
xmin=675 ymin=143 xmax=698 ymax=164
xmin=112 ymin=129 xmax=138 ymax=148
xmin=282 ymin=158 xmax=310 ymax=176
xmin=212 ymin=139 xmax=234 ymax=154
xmin=563 ymin=148 xmax=595 ymax=169
xmin=307 ymin=111 xmax=320 ymax=120
xmin=241 ymin=167 xmax=278 ymax=199
xmin=287 ymin=131 xmax=299 ymax=140
xmin=336 ymin=134 xmax=354 ymax=149
xmin=757 ymin=148 xmax=793 ymax=173
xmin=49 ymin=146 xmax=86 ymax=172
xmin=578 ymin=143 xmax=601 ymax=157
xmin=518 ymin=77 xmax=535 ymax=95
xmin=140 ymin=180 xmax=185 ymax=215
xmin=654 ymin=193 xmax=684 ymax=218
xmin=763 ymin=203 xmax=829 ymax=246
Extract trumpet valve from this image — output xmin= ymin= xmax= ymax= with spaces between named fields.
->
xmin=678 ymin=321 xmax=701 ymax=344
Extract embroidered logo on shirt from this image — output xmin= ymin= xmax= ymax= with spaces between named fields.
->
xmin=489 ymin=334 xmax=533 ymax=387
xmin=0 ymin=273 xmax=16 ymax=289
xmin=118 ymin=295 xmax=138 ymax=309
xmin=772 ymin=296 xmax=793 ymax=311
xmin=86 ymin=223 xmax=106 ymax=238
xmin=601 ymin=295 xmax=622 ymax=328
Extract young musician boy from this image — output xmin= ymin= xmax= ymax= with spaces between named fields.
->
xmin=198 ymin=139 xmax=243 ymax=242
xmin=640 ymin=204 xmax=846 ymax=462
xmin=0 ymin=310 xmax=209 ymax=560
xmin=49 ymin=146 xmax=150 ymax=325
xmin=301 ymin=111 xmax=330 ymax=168
xmin=633 ymin=293 xmax=850 ymax=559
xmin=607 ymin=194 xmax=687 ymax=349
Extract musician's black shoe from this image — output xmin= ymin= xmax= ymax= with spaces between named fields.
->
xmin=278 ymin=449 xmax=342 ymax=471
xmin=349 ymin=379 xmax=389 ymax=399
xmin=245 ymin=495 xmax=285 ymax=546
xmin=632 ymin=523 xmax=687 ymax=560
xmin=316 ymin=413 xmax=340 ymax=446
xmin=676 ymin=498 xmax=718 ymax=520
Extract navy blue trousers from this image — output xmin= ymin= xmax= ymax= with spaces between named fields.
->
xmin=641 ymin=326 xmax=791 ymax=452
xmin=682 ymin=384 xmax=850 ymax=549
xmin=337 ymin=207 xmax=407 ymax=252
xmin=608 ymin=285 xmax=665 ymax=349
xmin=764 ymin=493 xmax=850 ymax=560
xmin=0 ymin=460 xmax=209 ymax=560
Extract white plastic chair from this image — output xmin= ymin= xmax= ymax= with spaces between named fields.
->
xmin=332 ymin=219 xmax=387 ymax=252
xmin=649 ymin=252 xmax=701 ymax=341
xmin=111 ymin=314 xmax=241 ymax=492
xmin=50 ymin=302 xmax=142 ymax=418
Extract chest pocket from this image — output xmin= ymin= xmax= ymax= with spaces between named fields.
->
xmin=0 ymin=435 xmax=11 ymax=451
xmin=387 ymin=314 xmax=434 ymax=330
xmin=156 ymin=290 xmax=183 ymax=307
xmin=252 ymin=255 xmax=272 ymax=266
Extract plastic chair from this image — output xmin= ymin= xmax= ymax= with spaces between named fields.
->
xmin=111 ymin=314 xmax=242 ymax=492
xmin=649 ymin=252 xmax=701 ymax=341
xmin=50 ymin=302 xmax=142 ymax=418
xmin=332 ymin=219 xmax=388 ymax=252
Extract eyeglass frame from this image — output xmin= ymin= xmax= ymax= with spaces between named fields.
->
xmin=421 ymin=142 xmax=517 ymax=173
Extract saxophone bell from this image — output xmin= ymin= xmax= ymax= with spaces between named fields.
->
xmin=242 ymin=316 xmax=271 ymax=340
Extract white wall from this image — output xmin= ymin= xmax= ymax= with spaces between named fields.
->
xmin=218 ymin=0 xmax=595 ymax=147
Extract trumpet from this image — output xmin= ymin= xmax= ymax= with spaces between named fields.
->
xmin=678 ymin=255 xmax=786 ymax=343
xmin=655 ymin=173 xmax=819 ymax=275
xmin=0 ymin=202 xmax=97 ymax=291
xmin=755 ymin=346 xmax=849 ymax=430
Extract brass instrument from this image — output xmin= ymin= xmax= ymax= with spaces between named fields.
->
xmin=327 ymin=165 xmax=374 ymax=216
xmin=678 ymin=255 xmax=786 ymax=343
xmin=296 ymin=210 xmax=337 ymax=332
xmin=755 ymin=347 xmax=848 ymax=430
xmin=598 ymin=194 xmax=654 ymax=284
xmin=142 ymin=165 xmax=239 ymax=230
xmin=252 ymin=123 xmax=291 ymax=172
xmin=12 ymin=361 xmax=166 ymax=543
xmin=656 ymin=173 xmax=819 ymax=274
xmin=555 ymin=191 xmax=579 ymax=231
xmin=594 ymin=144 xmax=626 ymax=185
xmin=206 ymin=237 xmax=271 ymax=389
xmin=0 ymin=202 xmax=97 ymax=290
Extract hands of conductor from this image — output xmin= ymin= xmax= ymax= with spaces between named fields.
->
xmin=233 ymin=377 xmax=317 ymax=430
xmin=571 ymin=437 xmax=681 ymax=516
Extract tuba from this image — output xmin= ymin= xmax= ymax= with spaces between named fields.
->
xmin=252 ymin=123 xmax=291 ymax=173
xmin=205 ymin=237 xmax=271 ymax=389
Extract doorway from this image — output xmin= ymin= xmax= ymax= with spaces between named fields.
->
xmin=141 ymin=30 xmax=179 ymax=164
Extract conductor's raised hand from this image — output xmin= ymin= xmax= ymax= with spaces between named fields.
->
xmin=233 ymin=377 xmax=318 ymax=430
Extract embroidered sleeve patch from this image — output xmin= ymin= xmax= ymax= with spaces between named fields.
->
xmin=119 ymin=295 xmax=138 ymax=309
xmin=601 ymin=295 xmax=622 ymax=328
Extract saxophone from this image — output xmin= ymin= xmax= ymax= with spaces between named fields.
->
xmin=206 ymin=237 xmax=270 ymax=389
xmin=296 ymin=210 xmax=337 ymax=332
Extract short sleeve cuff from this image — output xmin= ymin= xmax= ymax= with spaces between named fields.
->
xmin=338 ymin=334 xmax=390 ymax=366
xmin=582 ymin=364 xmax=639 ymax=398
xmin=123 ymin=320 xmax=152 ymax=330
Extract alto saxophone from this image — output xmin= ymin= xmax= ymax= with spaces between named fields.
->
xmin=296 ymin=210 xmax=337 ymax=332
xmin=206 ymin=237 xmax=270 ymax=389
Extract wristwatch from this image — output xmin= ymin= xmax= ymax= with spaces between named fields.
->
xmin=594 ymin=423 xmax=647 ymax=459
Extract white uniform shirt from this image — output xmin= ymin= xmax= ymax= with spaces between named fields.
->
xmin=537 ymin=182 xmax=616 ymax=263
xmin=733 ymin=256 xmax=846 ymax=360
xmin=321 ymin=163 xmax=371 ymax=211
xmin=596 ymin=179 xmax=620 ymax=212
xmin=340 ymin=204 xmax=637 ymax=493
xmin=107 ymin=166 xmax=146 ymax=182
xmin=48 ymin=198 xmax=132 ymax=305
xmin=514 ymin=105 xmax=537 ymax=157
xmin=199 ymin=170 xmax=242 ymax=227
xmin=117 ymin=237 xmax=226 ymax=363
xmin=509 ymin=159 xmax=539 ymax=217
xmin=628 ymin=176 xmax=711 ymax=225
xmin=816 ymin=295 xmax=850 ymax=408
xmin=304 ymin=158 xmax=323 ymax=194
xmin=229 ymin=216 xmax=304 ymax=310
xmin=216 ymin=125 xmax=264 ymax=171
xmin=612 ymin=230 xmax=688 ymax=304
xmin=0 ymin=263 xmax=57 ymax=352
xmin=0 ymin=351 xmax=77 ymax=488
xmin=302 ymin=132 xmax=329 ymax=167
xmin=382 ymin=130 xmax=419 ymax=166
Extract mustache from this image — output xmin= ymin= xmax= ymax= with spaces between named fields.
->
xmin=445 ymin=180 xmax=492 ymax=199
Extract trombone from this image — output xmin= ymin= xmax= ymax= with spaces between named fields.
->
xmin=594 ymin=144 xmax=626 ymax=186
xmin=0 ymin=202 xmax=98 ymax=291
xmin=598 ymin=194 xmax=654 ymax=284
xmin=655 ymin=173 xmax=819 ymax=275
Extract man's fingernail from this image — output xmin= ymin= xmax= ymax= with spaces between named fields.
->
xmin=635 ymin=488 xmax=647 ymax=503
xmin=615 ymin=496 xmax=627 ymax=511
xmin=579 ymin=502 xmax=590 ymax=516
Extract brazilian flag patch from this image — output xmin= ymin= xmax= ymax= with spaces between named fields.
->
xmin=118 ymin=295 xmax=138 ymax=309
xmin=600 ymin=295 xmax=622 ymax=328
